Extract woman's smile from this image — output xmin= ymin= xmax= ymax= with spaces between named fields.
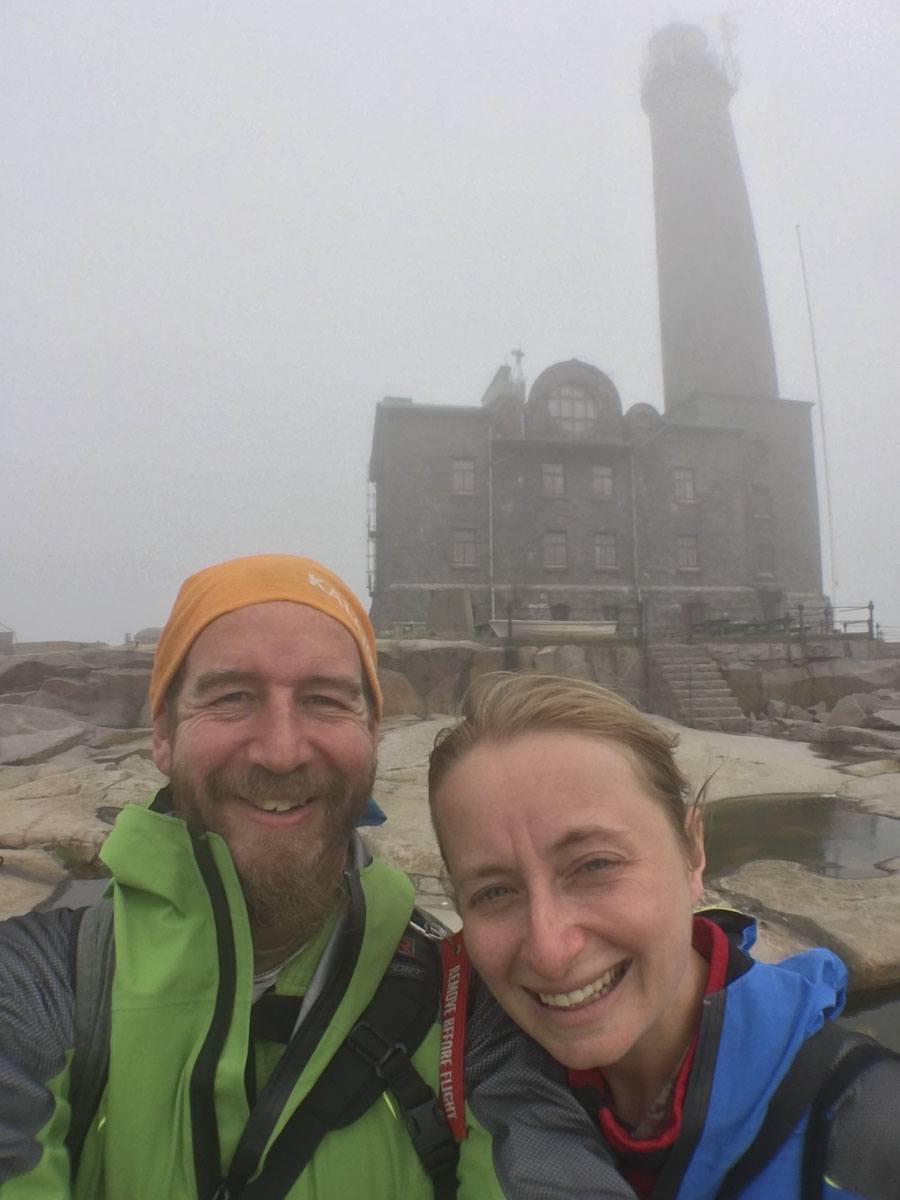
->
xmin=533 ymin=959 xmax=631 ymax=1010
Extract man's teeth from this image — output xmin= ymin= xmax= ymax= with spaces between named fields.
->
xmin=538 ymin=962 xmax=627 ymax=1008
xmin=249 ymin=797 xmax=309 ymax=813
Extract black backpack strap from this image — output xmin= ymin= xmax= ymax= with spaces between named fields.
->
xmin=715 ymin=1022 xmax=897 ymax=1199
xmin=233 ymin=916 xmax=458 ymax=1200
xmin=66 ymin=899 xmax=115 ymax=1177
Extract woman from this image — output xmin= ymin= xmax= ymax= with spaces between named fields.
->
xmin=430 ymin=674 xmax=899 ymax=1199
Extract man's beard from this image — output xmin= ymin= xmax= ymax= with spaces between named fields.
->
xmin=170 ymin=758 xmax=375 ymax=942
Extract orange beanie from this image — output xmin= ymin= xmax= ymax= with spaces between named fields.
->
xmin=149 ymin=554 xmax=381 ymax=719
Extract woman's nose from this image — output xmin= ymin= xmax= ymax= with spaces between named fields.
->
xmin=521 ymin=895 xmax=587 ymax=984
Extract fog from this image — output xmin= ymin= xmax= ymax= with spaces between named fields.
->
xmin=2 ymin=1 xmax=898 ymax=643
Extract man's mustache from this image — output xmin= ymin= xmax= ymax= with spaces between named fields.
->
xmin=210 ymin=765 xmax=347 ymax=807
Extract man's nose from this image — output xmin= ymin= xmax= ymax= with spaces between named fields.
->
xmin=522 ymin=894 xmax=587 ymax=984
xmin=248 ymin=698 xmax=313 ymax=774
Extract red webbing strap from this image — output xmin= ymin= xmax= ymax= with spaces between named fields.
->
xmin=438 ymin=932 xmax=470 ymax=1141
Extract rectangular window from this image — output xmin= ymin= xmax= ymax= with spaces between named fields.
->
xmin=594 ymin=532 xmax=618 ymax=569
xmin=754 ymin=544 xmax=776 ymax=576
xmin=676 ymin=534 xmax=699 ymax=570
xmin=542 ymin=462 xmax=564 ymax=497
xmin=753 ymin=486 xmax=773 ymax=519
xmin=543 ymin=531 xmax=567 ymax=569
xmin=548 ymin=388 xmax=600 ymax=434
xmin=674 ymin=468 xmax=695 ymax=503
xmin=451 ymin=529 xmax=476 ymax=568
xmin=451 ymin=459 xmax=475 ymax=495
xmin=592 ymin=465 xmax=614 ymax=498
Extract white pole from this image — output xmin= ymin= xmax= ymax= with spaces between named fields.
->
xmin=796 ymin=224 xmax=838 ymax=605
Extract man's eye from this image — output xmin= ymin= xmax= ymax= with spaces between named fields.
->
xmin=471 ymin=883 xmax=512 ymax=907
xmin=211 ymin=691 xmax=251 ymax=706
xmin=307 ymin=694 xmax=348 ymax=709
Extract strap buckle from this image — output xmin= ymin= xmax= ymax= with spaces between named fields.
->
xmin=404 ymin=1097 xmax=458 ymax=1172
xmin=348 ymin=1021 xmax=408 ymax=1082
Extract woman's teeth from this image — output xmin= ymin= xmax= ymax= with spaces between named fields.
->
xmin=538 ymin=961 xmax=628 ymax=1009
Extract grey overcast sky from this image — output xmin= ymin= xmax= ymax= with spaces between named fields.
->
xmin=2 ymin=0 xmax=898 ymax=643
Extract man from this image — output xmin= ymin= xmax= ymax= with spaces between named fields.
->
xmin=0 ymin=554 xmax=510 ymax=1199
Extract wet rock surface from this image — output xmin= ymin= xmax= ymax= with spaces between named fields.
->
xmin=712 ymin=859 xmax=900 ymax=988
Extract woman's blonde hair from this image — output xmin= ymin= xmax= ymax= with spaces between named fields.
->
xmin=429 ymin=672 xmax=700 ymax=854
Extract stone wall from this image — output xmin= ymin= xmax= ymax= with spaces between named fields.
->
xmin=703 ymin=641 xmax=900 ymax=716
xmin=378 ymin=638 xmax=644 ymax=716
xmin=1 ymin=639 xmax=894 ymax=738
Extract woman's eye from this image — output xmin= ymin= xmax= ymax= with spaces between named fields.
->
xmin=307 ymin=694 xmax=345 ymax=709
xmin=578 ymin=857 xmax=615 ymax=875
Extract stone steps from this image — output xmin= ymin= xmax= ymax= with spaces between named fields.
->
xmin=649 ymin=642 xmax=748 ymax=732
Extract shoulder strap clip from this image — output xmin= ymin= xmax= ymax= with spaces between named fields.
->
xmin=348 ymin=1021 xmax=408 ymax=1082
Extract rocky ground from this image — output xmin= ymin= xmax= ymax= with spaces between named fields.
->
xmin=3 ymin=702 xmax=899 ymax=993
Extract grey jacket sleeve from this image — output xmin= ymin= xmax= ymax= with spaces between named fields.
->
xmin=464 ymin=978 xmax=636 ymax=1200
xmin=0 ymin=907 xmax=79 ymax=1184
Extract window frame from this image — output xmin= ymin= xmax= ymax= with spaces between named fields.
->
xmin=547 ymin=384 xmax=601 ymax=434
xmin=542 ymin=531 xmax=567 ymax=570
xmin=676 ymin=534 xmax=699 ymax=571
xmin=450 ymin=528 xmax=477 ymax=568
xmin=673 ymin=468 xmax=696 ymax=504
xmin=593 ymin=531 xmax=618 ymax=570
xmin=592 ymin=464 xmax=615 ymax=499
xmin=541 ymin=462 xmax=565 ymax=498
xmin=451 ymin=458 xmax=476 ymax=496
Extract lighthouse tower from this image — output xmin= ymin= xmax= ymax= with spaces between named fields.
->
xmin=641 ymin=24 xmax=779 ymax=410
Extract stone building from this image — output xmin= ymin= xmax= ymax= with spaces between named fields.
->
xmin=367 ymin=24 xmax=826 ymax=636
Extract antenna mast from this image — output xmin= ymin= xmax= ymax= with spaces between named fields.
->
xmin=796 ymin=223 xmax=838 ymax=604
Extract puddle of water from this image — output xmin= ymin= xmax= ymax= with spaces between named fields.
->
xmin=704 ymin=793 xmax=900 ymax=882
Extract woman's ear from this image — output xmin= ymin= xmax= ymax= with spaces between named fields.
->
xmin=685 ymin=807 xmax=705 ymax=901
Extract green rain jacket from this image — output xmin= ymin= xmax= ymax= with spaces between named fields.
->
xmin=1 ymin=797 xmax=507 ymax=1199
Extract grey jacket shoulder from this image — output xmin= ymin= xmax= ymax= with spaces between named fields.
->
xmin=827 ymin=1042 xmax=900 ymax=1199
xmin=0 ymin=906 xmax=81 ymax=1183
xmin=465 ymin=978 xmax=636 ymax=1200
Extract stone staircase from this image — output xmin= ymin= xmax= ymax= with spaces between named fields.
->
xmin=648 ymin=643 xmax=749 ymax=733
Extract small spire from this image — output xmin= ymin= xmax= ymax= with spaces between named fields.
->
xmin=509 ymin=348 xmax=526 ymax=399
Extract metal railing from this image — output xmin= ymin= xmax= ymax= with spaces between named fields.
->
xmin=683 ymin=602 xmax=876 ymax=642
